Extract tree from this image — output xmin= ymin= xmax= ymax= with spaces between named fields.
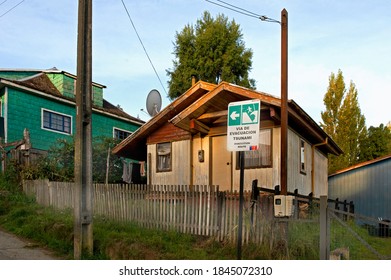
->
xmin=359 ymin=124 xmax=391 ymax=161
xmin=320 ymin=70 xmax=367 ymax=174
xmin=320 ymin=70 xmax=345 ymax=139
xmin=166 ymin=11 xmax=256 ymax=100
xmin=20 ymin=136 xmax=125 ymax=183
xmin=337 ymin=81 xmax=367 ymax=168
xmin=91 ymin=136 xmax=123 ymax=183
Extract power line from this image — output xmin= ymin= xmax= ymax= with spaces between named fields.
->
xmin=206 ymin=0 xmax=280 ymax=24
xmin=0 ymin=0 xmax=25 ymax=18
xmin=0 ymin=1 xmax=9 ymax=6
xmin=207 ymin=0 xmax=260 ymax=19
xmin=120 ymin=0 xmax=168 ymax=96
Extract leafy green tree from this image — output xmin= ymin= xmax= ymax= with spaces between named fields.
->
xmin=359 ymin=124 xmax=391 ymax=161
xmin=337 ymin=81 xmax=367 ymax=168
xmin=91 ymin=136 xmax=123 ymax=183
xmin=20 ymin=137 xmax=125 ymax=183
xmin=320 ymin=70 xmax=345 ymax=138
xmin=166 ymin=11 xmax=256 ymax=100
xmin=320 ymin=70 xmax=367 ymax=174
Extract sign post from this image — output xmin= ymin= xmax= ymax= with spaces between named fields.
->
xmin=227 ymin=99 xmax=260 ymax=259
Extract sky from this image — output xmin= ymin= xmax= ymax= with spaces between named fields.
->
xmin=1 ymin=0 xmax=390 ymax=127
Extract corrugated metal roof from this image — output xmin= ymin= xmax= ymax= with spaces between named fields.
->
xmin=329 ymin=153 xmax=391 ymax=177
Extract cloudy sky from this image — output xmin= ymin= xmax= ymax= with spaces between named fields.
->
xmin=1 ymin=0 xmax=390 ymax=127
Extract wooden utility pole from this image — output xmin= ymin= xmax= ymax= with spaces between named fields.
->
xmin=280 ymin=9 xmax=288 ymax=195
xmin=74 ymin=0 xmax=93 ymax=259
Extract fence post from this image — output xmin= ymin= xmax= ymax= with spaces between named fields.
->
xmin=319 ymin=195 xmax=329 ymax=260
xmin=308 ymin=192 xmax=313 ymax=216
xmin=293 ymin=189 xmax=299 ymax=219
xmin=250 ymin=179 xmax=259 ymax=225
xmin=343 ymin=200 xmax=348 ymax=221
xmin=349 ymin=201 xmax=354 ymax=215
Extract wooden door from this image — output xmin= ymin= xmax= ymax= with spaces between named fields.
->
xmin=212 ymin=136 xmax=232 ymax=191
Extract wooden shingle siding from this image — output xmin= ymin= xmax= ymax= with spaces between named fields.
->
xmin=0 ymin=69 xmax=143 ymax=155
xmin=147 ymin=122 xmax=191 ymax=144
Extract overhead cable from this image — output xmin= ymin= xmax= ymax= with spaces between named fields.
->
xmin=206 ymin=0 xmax=280 ymax=24
xmin=0 ymin=0 xmax=25 ymax=18
xmin=120 ymin=0 xmax=168 ymax=96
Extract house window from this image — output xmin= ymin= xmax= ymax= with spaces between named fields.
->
xmin=237 ymin=128 xmax=272 ymax=168
xmin=113 ymin=128 xmax=131 ymax=140
xmin=42 ymin=109 xmax=72 ymax=135
xmin=157 ymin=142 xmax=171 ymax=172
xmin=300 ymin=139 xmax=306 ymax=174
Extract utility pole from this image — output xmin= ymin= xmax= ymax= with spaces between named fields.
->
xmin=74 ymin=0 xmax=93 ymax=259
xmin=280 ymin=9 xmax=288 ymax=195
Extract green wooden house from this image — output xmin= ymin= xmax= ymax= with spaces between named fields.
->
xmin=0 ymin=67 xmax=144 ymax=155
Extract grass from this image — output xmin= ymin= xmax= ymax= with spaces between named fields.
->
xmin=0 ymin=177 xmax=243 ymax=259
xmin=1 ymin=175 xmax=390 ymax=260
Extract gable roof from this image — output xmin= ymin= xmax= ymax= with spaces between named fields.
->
xmin=112 ymin=81 xmax=342 ymax=160
xmin=112 ymin=81 xmax=217 ymax=159
xmin=9 ymin=72 xmax=63 ymax=97
xmin=0 ymin=67 xmax=106 ymax=88
xmin=0 ymin=69 xmax=144 ymax=125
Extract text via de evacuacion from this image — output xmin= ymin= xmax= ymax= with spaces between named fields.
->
xmin=229 ymin=125 xmax=257 ymax=140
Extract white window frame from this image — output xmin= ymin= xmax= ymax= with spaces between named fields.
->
xmin=41 ymin=108 xmax=73 ymax=135
xmin=113 ymin=127 xmax=132 ymax=140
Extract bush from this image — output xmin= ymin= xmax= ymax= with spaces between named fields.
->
xmin=9 ymin=136 xmax=126 ymax=183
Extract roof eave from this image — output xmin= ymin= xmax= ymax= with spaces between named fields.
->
xmin=112 ymin=81 xmax=216 ymax=157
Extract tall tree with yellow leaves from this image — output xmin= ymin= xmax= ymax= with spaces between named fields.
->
xmin=320 ymin=70 xmax=367 ymax=174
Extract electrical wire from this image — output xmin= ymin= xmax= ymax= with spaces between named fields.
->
xmin=120 ymin=0 xmax=168 ymax=96
xmin=0 ymin=0 xmax=9 ymax=6
xmin=206 ymin=0 xmax=280 ymax=24
xmin=217 ymin=0 xmax=263 ymax=18
xmin=0 ymin=0 xmax=25 ymax=18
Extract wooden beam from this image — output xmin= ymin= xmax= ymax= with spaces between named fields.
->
xmin=197 ymin=110 xmax=227 ymax=120
xmin=190 ymin=119 xmax=210 ymax=134
xmin=1 ymin=140 xmax=25 ymax=148
xmin=270 ymin=107 xmax=280 ymax=122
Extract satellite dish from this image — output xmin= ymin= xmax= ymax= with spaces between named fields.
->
xmin=146 ymin=89 xmax=162 ymax=116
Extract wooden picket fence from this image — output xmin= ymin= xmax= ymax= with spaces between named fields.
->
xmin=23 ymin=179 xmax=276 ymax=244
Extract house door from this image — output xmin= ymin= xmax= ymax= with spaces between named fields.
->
xmin=212 ymin=136 xmax=232 ymax=191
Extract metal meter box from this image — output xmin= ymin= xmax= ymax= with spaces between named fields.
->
xmin=274 ymin=195 xmax=295 ymax=217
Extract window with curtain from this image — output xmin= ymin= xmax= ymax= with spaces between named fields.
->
xmin=237 ymin=128 xmax=272 ymax=168
xmin=157 ymin=142 xmax=171 ymax=172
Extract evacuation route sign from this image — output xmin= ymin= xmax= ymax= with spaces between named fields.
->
xmin=227 ymin=99 xmax=260 ymax=151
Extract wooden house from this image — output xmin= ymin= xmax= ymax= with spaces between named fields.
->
xmin=0 ymin=68 xmax=144 ymax=152
xmin=113 ymin=81 xmax=342 ymax=197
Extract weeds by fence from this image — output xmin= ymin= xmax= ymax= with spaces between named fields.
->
xmin=23 ymin=180 xmax=284 ymax=244
xmin=21 ymin=179 xmax=391 ymax=259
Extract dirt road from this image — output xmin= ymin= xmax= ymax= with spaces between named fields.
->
xmin=0 ymin=228 xmax=60 ymax=260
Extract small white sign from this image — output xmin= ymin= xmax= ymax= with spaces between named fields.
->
xmin=227 ymin=99 xmax=260 ymax=151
